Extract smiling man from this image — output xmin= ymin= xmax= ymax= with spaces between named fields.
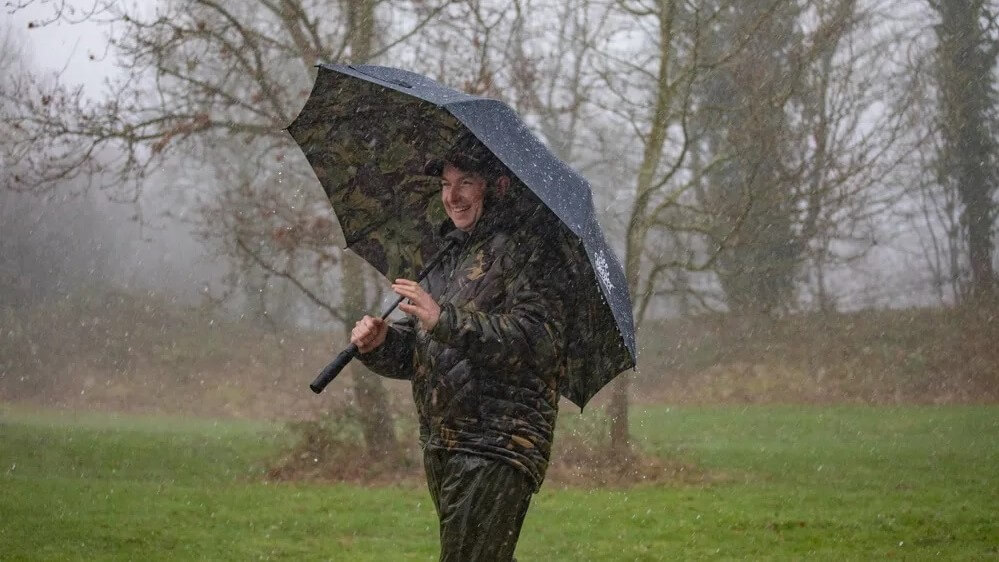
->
xmin=349 ymin=133 xmax=573 ymax=561
xmin=439 ymin=161 xmax=504 ymax=232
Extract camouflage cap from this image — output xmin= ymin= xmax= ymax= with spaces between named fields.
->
xmin=424 ymin=132 xmax=510 ymax=181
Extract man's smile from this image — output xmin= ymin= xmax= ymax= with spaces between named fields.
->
xmin=440 ymin=164 xmax=489 ymax=231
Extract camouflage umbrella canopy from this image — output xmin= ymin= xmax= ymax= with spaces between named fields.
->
xmin=287 ymin=63 xmax=635 ymax=408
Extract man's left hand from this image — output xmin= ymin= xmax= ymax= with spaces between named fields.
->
xmin=393 ymin=279 xmax=441 ymax=331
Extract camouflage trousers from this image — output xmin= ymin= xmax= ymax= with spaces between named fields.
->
xmin=423 ymin=448 xmax=534 ymax=562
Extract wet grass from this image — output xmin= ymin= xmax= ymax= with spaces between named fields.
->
xmin=1 ymin=404 xmax=996 ymax=560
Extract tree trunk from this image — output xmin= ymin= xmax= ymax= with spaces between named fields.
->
xmin=338 ymin=0 xmax=399 ymax=458
xmin=709 ymin=2 xmax=801 ymax=316
xmin=607 ymin=375 xmax=630 ymax=456
xmin=965 ymin=185 xmax=995 ymax=299
xmin=611 ymin=0 xmax=680 ymax=456
xmin=932 ymin=0 xmax=998 ymax=301
xmin=341 ymin=253 xmax=399 ymax=458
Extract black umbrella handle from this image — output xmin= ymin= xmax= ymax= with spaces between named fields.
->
xmin=310 ymin=343 xmax=358 ymax=393
xmin=309 ymin=234 xmax=464 ymax=394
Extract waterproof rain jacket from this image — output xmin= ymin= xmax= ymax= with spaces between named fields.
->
xmin=359 ymin=199 xmax=572 ymax=490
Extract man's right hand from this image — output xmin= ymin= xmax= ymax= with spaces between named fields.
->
xmin=351 ymin=315 xmax=389 ymax=353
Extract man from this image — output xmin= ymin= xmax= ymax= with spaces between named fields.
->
xmin=350 ymin=133 xmax=572 ymax=561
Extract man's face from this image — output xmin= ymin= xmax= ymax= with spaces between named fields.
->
xmin=441 ymin=164 xmax=488 ymax=232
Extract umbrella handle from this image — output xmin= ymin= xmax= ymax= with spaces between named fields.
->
xmin=309 ymin=233 xmax=464 ymax=395
xmin=310 ymin=343 xmax=358 ymax=394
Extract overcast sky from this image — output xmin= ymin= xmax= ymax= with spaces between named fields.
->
xmin=3 ymin=3 xmax=229 ymax=304
xmin=5 ymin=2 xmax=120 ymax=95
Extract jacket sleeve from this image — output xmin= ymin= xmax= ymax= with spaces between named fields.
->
xmin=356 ymin=316 xmax=417 ymax=380
xmin=428 ymin=238 xmax=568 ymax=370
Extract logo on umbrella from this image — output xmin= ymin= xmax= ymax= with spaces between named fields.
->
xmin=594 ymin=250 xmax=615 ymax=291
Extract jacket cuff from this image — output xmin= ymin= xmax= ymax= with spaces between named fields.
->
xmin=430 ymin=302 xmax=459 ymax=344
xmin=357 ymin=327 xmax=406 ymax=377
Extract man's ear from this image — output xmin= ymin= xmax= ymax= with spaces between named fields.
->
xmin=496 ymin=175 xmax=510 ymax=197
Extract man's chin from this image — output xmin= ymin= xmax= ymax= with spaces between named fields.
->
xmin=448 ymin=214 xmax=472 ymax=230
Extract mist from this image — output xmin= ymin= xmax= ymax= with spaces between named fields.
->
xmin=0 ymin=1 xmax=997 ymax=557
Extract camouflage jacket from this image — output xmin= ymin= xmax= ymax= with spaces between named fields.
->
xmin=359 ymin=202 xmax=571 ymax=490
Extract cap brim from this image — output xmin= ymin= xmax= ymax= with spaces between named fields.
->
xmin=423 ymin=159 xmax=444 ymax=176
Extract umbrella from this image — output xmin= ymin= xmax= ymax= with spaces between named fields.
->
xmin=288 ymin=63 xmax=635 ymax=408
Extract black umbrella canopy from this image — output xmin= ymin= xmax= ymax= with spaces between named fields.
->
xmin=288 ymin=63 xmax=636 ymax=407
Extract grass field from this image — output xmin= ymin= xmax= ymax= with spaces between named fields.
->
xmin=1 ymin=405 xmax=997 ymax=560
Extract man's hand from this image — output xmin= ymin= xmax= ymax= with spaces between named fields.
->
xmin=351 ymin=315 xmax=389 ymax=353
xmin=393 ymin=278 xmax=441 ymax=331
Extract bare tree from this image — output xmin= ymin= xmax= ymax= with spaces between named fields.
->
xmin=589 ymin=0 xmax=719 ymax=453
xmin=580 ymin=0 xmax=924 ymax=450
xmin=693 ymin=0 xmax=918 ymax=314
xmin=3 ymin=0 xmax=454 ymax=457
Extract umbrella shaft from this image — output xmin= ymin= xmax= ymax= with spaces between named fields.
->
xmin=380 ymin=238 xmax=457 ymax=319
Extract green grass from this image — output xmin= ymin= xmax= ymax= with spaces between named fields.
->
xmin=2 ymin=405 xmax=997 ymax=560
